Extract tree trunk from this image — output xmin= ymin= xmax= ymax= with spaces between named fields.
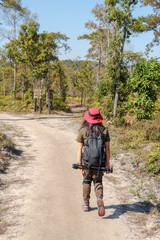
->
xmin=113 ymin=22 xmax=127 ymax=118
xmin=46 ymin=75 xmax=49 ymax=106
xmin=81 ymin=91 xmax=83 ymax=106
xmin=83 ymin=94 xmax=86 ymax=105
xmin=21 ymin=78 xmax=25 ymax=102
xmin=2 ymin=72 xmax=6 ymax=96
xmin=96 ymin=45 xmax=102 ymax=85
xmin=97 ymin=59 xmax=101 ymax=84
xmin=113 ymin=87 xmax=119 ymax=118
xmin=13 ymin=62 xmax=16 ymax=99
xmin=10 ymin=64 xmax=13 ymax=100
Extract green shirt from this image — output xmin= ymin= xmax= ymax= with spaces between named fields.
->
xmin=76 ymin=127 xmax=110 ymax=145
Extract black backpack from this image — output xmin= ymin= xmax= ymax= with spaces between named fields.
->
xmin=82 ymin=127 xmax=106 ymax=169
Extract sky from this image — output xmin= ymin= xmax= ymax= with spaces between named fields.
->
xmin=20 ymin=0 xmax=159 ymax=60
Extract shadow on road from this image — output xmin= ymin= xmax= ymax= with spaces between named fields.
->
xmin=103 ymin=201 xmax=160 ymax=219
xmin=90 ymin=201 xmax=160 ymax=219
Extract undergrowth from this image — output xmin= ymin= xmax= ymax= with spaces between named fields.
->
xmin=109 ymin=112 xmax=160 ymax=204
xmin=0 ymin=94 xmax=71 ymax=113
xmin=0 ymin=132 xmax=15 ymax=173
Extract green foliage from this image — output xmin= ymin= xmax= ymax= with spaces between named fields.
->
xmin=92 ymin=94 xmax=113 ymax=119
xmin=51 ymin=62 xmax=68 ymax=101
xmin=0 ymin=0 xmax=24 ymax=12
xmin=146 ymin=144 xmax=160 ymax=175
xmin=52 ymin=94 xmax=71 ymax=112
xmin=130 ymin=179 xmax=143 ymax=197
xmin=112 ymin=115 xmax=126 ymax=126
xmin=76 ymin=61 xmax=95 ymax=95
xmin=0 ymin=95 xmax=34 ymax=112
xmin=1 ymin=19 xmax=70 ymax=114
xmin=130 ymin=188 xmax=140 ymax=197
xmin=17 ymin=21 xmax=62 ymax=78
xmin=130 ymin=59 xmax=160 ymax=120
xmin=139 ymin=0 xmax=160 ymax=46
xmin=24 ymin=89 xmax=33 ymax=105
xmin=0 ymin=132 xmax=15 ymax=173
xmin=102 ymin=0 xmax=141 ymax=117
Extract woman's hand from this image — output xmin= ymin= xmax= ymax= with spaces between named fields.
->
xmin=105 ymin=163 xmax=111 ymax=174
xmin=105 ymin=141 xmax=111 ymax=174
xmin=80 ymin=169 xmax=84 ymax=175
xmin=106 ymin=163 xmax=111 ymax=169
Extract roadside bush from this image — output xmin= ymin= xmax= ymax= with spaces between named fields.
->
xmin=130 ymin=59 xmax=160 ymax=120
xmin=16 ymin=93 xmax=22 ymax=100
xmin=145 ymin=125 xmax=160 ymax=142
xmin=0 ymin=133 xmax=15 ymax=173
xmin=146 ymin=144 xmax=160 ymax=175
xmin=24 ymin=89 xmax=33 ymax=105
xmin=52 ymin=94 xmax=71 ymax=112
xmin=112 ymin=116 xmax=126 ymax=126
xmin=92 ymin=95 xmax=113 ymax=120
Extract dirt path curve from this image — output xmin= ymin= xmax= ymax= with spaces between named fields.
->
xmin=0 ymin=111 xmax=137 ymax=240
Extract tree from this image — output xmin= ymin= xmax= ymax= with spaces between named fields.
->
xmin=0 ymin=52 xmax=11 ymax=96
xmin=0 ymin=0 xmax=25 ymax=99
xmin=80 ymin=1 xmax=147 ymax=118
xmin=5 ymin=39 xmax=20 ymax=98
xmin=79 ymin=3 xmax=113 ymax=84
xmin=75 ymin=61 xmax=95 ymax=105
xmin=104 ymin=0 xmax=148 ymax=118
xmin=0 ymin=0 xmax=23 ymax=11
xmin=51 ymin=61 xmax=68 ymax=101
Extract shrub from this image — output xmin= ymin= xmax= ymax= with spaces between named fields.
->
xmin=130 ymin=59 xmax=160 ymax=120
xmin=16 ymin=93 xmax=22 ymax=100
xmin=145 ymin=125 xmax=160 ymax=142
xmin=146 ymin=144 xmax=160 ymax=175
xmin=52 ymin=94 xmax=71 ymax=112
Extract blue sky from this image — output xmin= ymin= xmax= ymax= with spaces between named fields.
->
xmin=21 ymin=0 xmax=159 ymax=60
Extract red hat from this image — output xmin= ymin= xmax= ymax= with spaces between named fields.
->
xmin=84 ymin=108 xmax=103 ymax=124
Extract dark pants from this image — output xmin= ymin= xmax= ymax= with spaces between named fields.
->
xmin=83 ymin=170 xmax=103 ymax=203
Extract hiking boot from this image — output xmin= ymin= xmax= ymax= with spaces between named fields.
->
xmin=97 ymin=198 xmax=105 ymax=216
xmin=82 ymin=202 xmax=90 ymax=212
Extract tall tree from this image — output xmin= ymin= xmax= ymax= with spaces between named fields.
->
xmin=51 ymin=61 xmax=68 ymax=101
xmin=0 ymin=52 xmax=11 ymax=96
xmin=0 ymin=0 xmax=25 ymax=99
xmin=5 ymin=39 xmax=20 ymax=98
xmin=75 ymin=61 xmax=95 ymax=105
xmin=104 ymin=0 xmax=146 ymax=118
xmin=79 ymin=3 xmax=113 ymax=84
xmin=15 ymin=21 xmax=69 ymax=94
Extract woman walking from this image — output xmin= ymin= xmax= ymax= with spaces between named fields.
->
xmin=76 ymin=108 xmax=110 ymax=216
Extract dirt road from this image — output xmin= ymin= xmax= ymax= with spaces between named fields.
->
xmin=0 ymin=112 xmax=139 ymax=240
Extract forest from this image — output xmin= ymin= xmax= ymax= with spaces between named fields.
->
xmin=0 ymin=1 xmax=160 ymax=153
xmin=0 ymin=0 xmax=159 ymax=119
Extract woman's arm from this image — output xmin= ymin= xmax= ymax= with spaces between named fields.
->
xmin=77 ymin=142 xmax=83 ymax=164
xmin=77 ymin=142 xmax=84 ymax=174
xmin=105 ymin=141 xmax=110 ymax=169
